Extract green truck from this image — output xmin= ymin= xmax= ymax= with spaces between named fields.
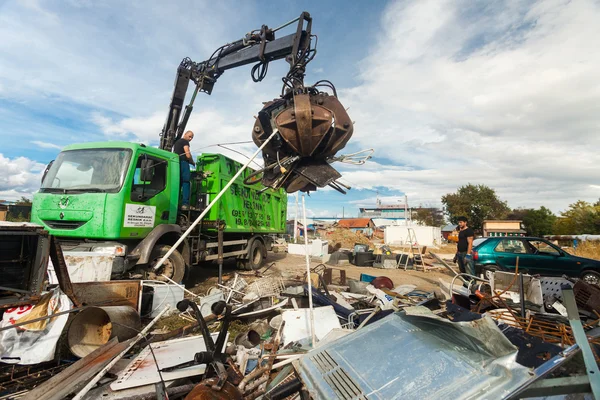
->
xmin=30 ymin=13 xmax=352 ymax=283
xmin=32 ymin=141 xmax=287 ymax=282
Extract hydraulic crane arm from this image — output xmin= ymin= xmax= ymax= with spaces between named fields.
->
xmin=159 ymin=12 xmax=313 ymax=151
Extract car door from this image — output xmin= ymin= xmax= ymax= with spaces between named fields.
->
xmin=525 ymin=239 xmax=577 ymax=276
xmin=493 ymin=238 xmax=537 ymax=272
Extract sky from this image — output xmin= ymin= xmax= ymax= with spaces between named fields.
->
xmin=1 ymin=0 xmax=599 ymax=218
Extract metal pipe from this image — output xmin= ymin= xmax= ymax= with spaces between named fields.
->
xmin=72 ymin=305 xmax=171 ymax=400
xmin=218 ymin=223 xmax=224 ymax=285
xmin=244 ymin=375 xmax=269 ymax=394
xmin=357 ymin=306 xmax=380 ymax=329
xmin=518 ymin=273 xmax=526 ymax=319
xmin=152 ymin=130 xmax=279 ymax=271
xmin=239 ymin=366 xmax=269 ymax=391
xmin=302 ymin=195 xmax=316 ymax=347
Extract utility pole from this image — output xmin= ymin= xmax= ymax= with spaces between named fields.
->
xmin=342 ymin=206 xmax=345 ymax=219
xmin=293 ymin=192 xmax=299 ymax=242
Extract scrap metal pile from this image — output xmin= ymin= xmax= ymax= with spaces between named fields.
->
xmin=1 ymin=224 xmax=600 ymax=399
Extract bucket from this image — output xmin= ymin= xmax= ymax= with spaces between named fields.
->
xmin=68 ymin=306 xmax=141 ymax=357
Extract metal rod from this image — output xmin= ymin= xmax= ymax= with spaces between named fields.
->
xmin=0 ymin=299 xmax=121 ymax=332
xmin=72 ymin=305 xmax=171 ymax=400
xmin=152 ymin=130 xmax=279 ymax=271
xmin=218 ymin=222 xmax=224 ymax=285
xmin=272 ymin=16 xmax=301 ymax=33
xmin=518 ymin=273 xmax=526 ymax=319
xmin=302 ymin=195 xmax=316 ymax=346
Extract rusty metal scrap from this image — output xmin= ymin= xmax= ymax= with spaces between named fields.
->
xmin=22 ymin=337 xmax=121 ymax=400
xmin=49 ymin=236 xmax=81 ymax=307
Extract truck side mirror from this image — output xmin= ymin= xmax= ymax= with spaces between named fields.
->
xmin=41 ymin=160 xmax=54 ymax=184
xmin=140 ymin=158 xmax=154 ymax=182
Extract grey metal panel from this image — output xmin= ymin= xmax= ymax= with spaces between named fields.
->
xmin=298 ymin=307 xmax=534 ymax=400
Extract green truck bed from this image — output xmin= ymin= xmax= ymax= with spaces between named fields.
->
xmin=192 ymin=153 xmax=287 ymax=234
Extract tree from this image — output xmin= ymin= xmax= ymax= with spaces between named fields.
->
xmin=509 ymin=207 xmax=556 ymax=236
xmin=554 ymin=201 xmax=600 ymax=234
xmin=414 ymin=207 xmax=444 ymax=227
xmin=441 ymin=184 xmax=510 ymax=232
xmin=15 ymin=196 xmax=32 ymax=205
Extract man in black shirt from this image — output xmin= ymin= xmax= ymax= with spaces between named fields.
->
xmin=455 ymin=216 xmax=475 ymax=276
xmin=173 ymin=131 xmax=195 ymax=210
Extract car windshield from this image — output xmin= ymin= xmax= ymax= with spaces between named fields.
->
xmin=41 ymin=148 xmax=132 ymax=193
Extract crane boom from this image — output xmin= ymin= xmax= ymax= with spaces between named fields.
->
xmin=159 ymin=12 xmax=312 ymax=151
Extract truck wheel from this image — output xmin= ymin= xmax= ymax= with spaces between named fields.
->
xmin=241 ymin=240 xmax=265 ymax=271
xmin=147 ymin=244 xmax=186 ymax=283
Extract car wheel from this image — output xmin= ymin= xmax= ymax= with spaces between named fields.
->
xmin=581 ymin=270 xmax=600 ymax=286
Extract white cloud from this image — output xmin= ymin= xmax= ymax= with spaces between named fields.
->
xmin=339 ymin=0 xmax=600 ymax=213
xmin=31 ymin=140 xmax=62 ymax=150
xmin=0 ymin=154 xmax=44 ymax=200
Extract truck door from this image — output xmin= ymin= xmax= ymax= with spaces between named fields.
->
xmin=125 ymin=153 xmax=171 ymax=230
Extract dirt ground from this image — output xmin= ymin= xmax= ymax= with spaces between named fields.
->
xmin=184 ymin=252 xmax=459 ymax=296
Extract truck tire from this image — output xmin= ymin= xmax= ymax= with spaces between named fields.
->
xmin=147 ymin=244 xmax=186 ymax=283
xmin=240 ymin=239 xmax=265 ymax=271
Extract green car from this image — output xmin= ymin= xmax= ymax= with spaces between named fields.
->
xmin=472 ymin=236 xmax=600 ymax=285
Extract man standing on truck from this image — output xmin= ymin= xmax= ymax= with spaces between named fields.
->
xmin=173 ymin=130 xmax=195 ymax=210
xmin=454 ymin=216 xmax=475 ymax=277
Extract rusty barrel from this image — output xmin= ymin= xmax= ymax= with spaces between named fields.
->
xmin=68 ymin=306 xmax=141 ymax=357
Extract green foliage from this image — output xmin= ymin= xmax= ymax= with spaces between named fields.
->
xmin=15 ymin=196 xmax=32 ymax=205
xmin=554 ymin=200 xmax=600 ymax=234
xmin=414 ymin=208 xmax=444 ymax=227
xmin=6 ymin=212 xmax=28 ymax=222
xmin=509 ymin=207 xmax=556 ymax=236
xmin=442 ymin=184 xmax=510 ymax=232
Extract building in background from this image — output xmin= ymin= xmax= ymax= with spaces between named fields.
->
xmin=441 ymin=223 xmax=457 ymax=241
xmin=482 ymin=220 xmax=526 ymax=237
xmin=336 ymin=218 xmax=376 ymax=237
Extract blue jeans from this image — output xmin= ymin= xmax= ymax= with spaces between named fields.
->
xmin=180 ymin=161 xmax=191 ymax=206
xmin=457 ymin=252 xmax=475 ymax=276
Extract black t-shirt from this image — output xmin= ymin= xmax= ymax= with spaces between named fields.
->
xmin=173 ymin=139 xmax=191 ymax=163
xmin=457 ymin=227 xmax=475 ymax=252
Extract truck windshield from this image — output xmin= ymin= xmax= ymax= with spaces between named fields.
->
xmin=41 ymin=148 xmax=132 ymax=193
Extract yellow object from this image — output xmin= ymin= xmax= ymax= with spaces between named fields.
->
xmin=448 ymin=230 xmax=459 ymax=243
xmin=14 ymin=292 xmax=54 ymax=331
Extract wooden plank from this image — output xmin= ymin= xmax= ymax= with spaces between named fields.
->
xmin=23 ymin=337 xmax=127 ymax=400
